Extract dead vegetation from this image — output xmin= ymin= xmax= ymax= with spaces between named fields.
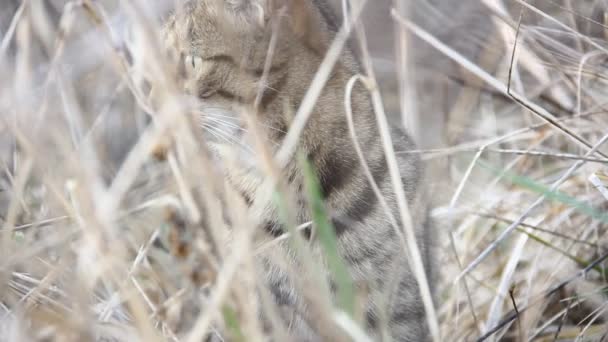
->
xmin=0 ymin=0 xmax=607 ymax=341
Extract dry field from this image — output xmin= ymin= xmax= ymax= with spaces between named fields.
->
xmin=0 ymin=1 xmax=607 ymax=341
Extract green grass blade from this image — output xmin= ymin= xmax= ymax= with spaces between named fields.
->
xmin=478 ymin=160 xmax=608 ymax=223
xmin=299 ymin=154 xmax=355 ymax=316
xmin=222 ymin=305 xmax=245 ymax=342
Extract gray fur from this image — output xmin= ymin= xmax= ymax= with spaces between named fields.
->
xmin=162 ymin=1 xmax=435 ymax=340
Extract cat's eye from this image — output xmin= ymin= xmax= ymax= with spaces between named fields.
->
xmin=184 ymin=55 xmax=204 ymax=75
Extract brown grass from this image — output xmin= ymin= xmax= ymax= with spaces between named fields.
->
xmin=0 ymin=0 xmax=607 ymax=341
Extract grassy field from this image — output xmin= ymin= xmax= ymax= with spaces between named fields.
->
xmin=0 ymin=1 xmax=607 ymax=341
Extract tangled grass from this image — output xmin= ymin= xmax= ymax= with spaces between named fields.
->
xmin=0 ymin=0 xmax=607 ymax=341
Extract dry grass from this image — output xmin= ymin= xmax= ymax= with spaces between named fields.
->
xmin=0 ymin=0 xmax=607 ymax=341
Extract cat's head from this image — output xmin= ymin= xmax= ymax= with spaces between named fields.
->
xmin=161 ymin=0 xmax=329 ymax=155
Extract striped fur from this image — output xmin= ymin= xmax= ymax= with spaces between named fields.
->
xmin=162 ymin=1 xmax=435 ymax=340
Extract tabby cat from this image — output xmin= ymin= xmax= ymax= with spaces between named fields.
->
xmin=161 ymin=0 xmax=435 ymax=340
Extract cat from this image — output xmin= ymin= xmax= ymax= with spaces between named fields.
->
xmin=161 ymin=0 xmax=435 ymax=340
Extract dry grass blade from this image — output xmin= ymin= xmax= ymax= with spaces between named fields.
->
xmin=458 ymin=132 xmax=608 ymax=279
xmin=276 ymin=0 xmax=366 ymax=166
xmin=392 ymin=8 xmax=608 ymax=277
xmin=477 ymin=251 xmax=608 ymax=341
xmin=350 ymin=8 xmax=441 ymax=341
xmin=392 ymin=10 xmax=608 ymax=160
xmin=3 ymin=1 xmax=608 ymax=341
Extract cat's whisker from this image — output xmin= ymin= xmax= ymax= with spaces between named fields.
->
xmin=202 ymin=124 xmax=255 ymax=154
xmin=201 ymin=112 xmax=241 ymax=121
xmin=201 ymin=119 xmax=248 ymax=142
xmin=199 ymin=110 xmax=285 ymax=147
xmin=196 ymin=109 xmax=287 ymax=135
xmin=200 ymin=123 xmax=235 ymax=144
xmin=202 ymin=126 xmax=226 ymax=145
xmin=204 ymin=116 xmax=247 ymax=132
xmin=259 ymin=124 xmax=286 ymax=135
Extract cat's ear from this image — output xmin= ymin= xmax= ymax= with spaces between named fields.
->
xmin=222 ymin=0 xmax=328 ymax=50
xmin=210 ymin=0 xmax=269 ymax=28
xmin=280 ymin=0 xmax=328 ymax=52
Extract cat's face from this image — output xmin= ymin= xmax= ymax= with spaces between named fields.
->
xmin=161 ymin=1 xmax=293 ymax=150
xmin=161 ymin=0 xmax=325 ymax=157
